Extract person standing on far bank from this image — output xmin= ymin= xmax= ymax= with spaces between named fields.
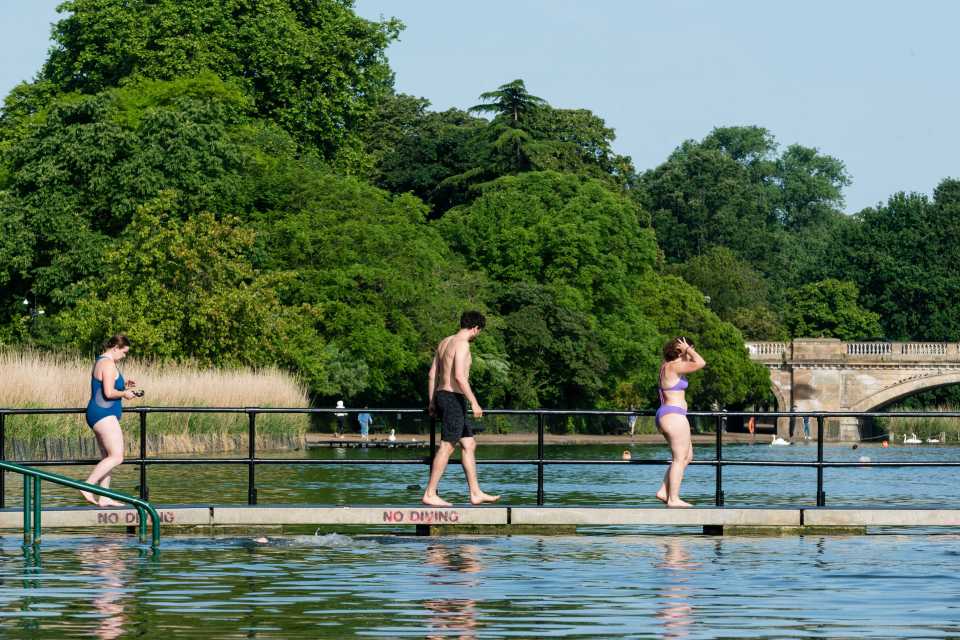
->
xmin=358 ymin=408 xmax=373 ymax=440
xmin=655 ymin=337 xmax=706 ymax=508
xmin=423 ymin=311 xmax=500 ymax=507
xmin=82 ymin=334 xmax=139 ymax=507
xmin=334 ymin=400 xmax=347 ymax=438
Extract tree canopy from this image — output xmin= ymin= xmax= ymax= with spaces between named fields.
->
xmin=1 ymin=0 xmax=955 ymax=413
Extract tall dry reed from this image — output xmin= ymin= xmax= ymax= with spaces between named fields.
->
xmin=0 ymin=349 xmax=310 ymax=449
xmin=877 ymin=406 xmax=960 ymax=443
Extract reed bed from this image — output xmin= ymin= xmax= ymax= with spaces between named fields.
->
xmin=0 ymin=349 xmax=310 ymax=457
xmin=877 ymin=407 xmax=960 ymax=443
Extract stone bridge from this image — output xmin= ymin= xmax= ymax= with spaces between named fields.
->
xmin=746 ymin=339 xmax=960 ymax=440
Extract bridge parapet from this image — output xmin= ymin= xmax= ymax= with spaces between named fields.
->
xmin=839 ymin=341 xmax=958 ymax=360
xmin=747 ymin=340 xmax=960 ymax=363
xmin=746 ymin=341 xmax=788 ymax=361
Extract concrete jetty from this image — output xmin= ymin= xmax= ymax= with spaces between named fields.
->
xmin=3 ymin=505 xmax=960 ymax=535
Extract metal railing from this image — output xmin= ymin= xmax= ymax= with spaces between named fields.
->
xmin=1 ymin=459 xmax=161 ymax=548
xmin=1 ymin=407 xmax=959 ymax=512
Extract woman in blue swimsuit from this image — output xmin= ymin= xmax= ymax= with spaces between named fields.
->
xmin=655 ymin=337 xmax=706 ymax=508
xmin=81 ymin=334 xmax=138 ymax=507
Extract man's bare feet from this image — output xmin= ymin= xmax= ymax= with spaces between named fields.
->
xmin=469 ymin=492 xmax=500 ymax=505
xmin=665 ymin=498 xmax=693 ymax=508
xmin=80 ymin=491 xmax=99 ymax=506
xmin=98 ymin=497 xmax=126 ymax=508
xmin=422 ymin=494 xmax=452 ymax=507
xmin=656 ymin=488 xmax=668 ymax=504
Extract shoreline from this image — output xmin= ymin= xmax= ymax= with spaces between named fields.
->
xmin=307 ymin=432 xmax=819 ymax=446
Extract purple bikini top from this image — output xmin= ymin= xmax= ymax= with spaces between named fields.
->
xmin=661 ymin=376 xmax=688 ymax=392
xmin=658 ymin=364 xmax=688 ymax=403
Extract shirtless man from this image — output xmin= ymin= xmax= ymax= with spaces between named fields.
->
xmin=423 ymin=311 xmax=500 ymax=507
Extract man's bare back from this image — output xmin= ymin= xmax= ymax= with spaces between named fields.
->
xmin=433 ymin=334 xmax=472 ymax=395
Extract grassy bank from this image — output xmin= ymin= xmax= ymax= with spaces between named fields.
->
xmin=0 ymin=349 xmax=310 ymax=457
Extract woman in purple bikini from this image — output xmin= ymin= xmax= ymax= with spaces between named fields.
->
xmin=655 ymin=337 xmax=706 ymax=508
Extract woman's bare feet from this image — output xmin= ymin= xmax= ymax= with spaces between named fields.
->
xmin=80 ymin=491 xmax=100 ymax=506
xmin=656 ymin=487 xmax=668 ymax=504
xmin=98 ymin=497 xmax=126 ymax=508
xmin=470 ymin=492 xmax=500 ymax=505
xmin=666 ymin=498 xmax=693 ymax=508
xmin=422 ymin=494 xmax=452 ymax=507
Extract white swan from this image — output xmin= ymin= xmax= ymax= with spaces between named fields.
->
xmin=770 ymin=435 xmax=791 ymax=446
xmin=388 ymin=428 xmax=396 ymax=442
xmin=903 ymin=433 xmax=921 ymax=444
xmin=926 ymin=436 xmax=940 ymax=444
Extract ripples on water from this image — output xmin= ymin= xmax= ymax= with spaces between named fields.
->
xmin=1 ymin=532 xmax=960 ymax=638
xmin=2 ymin=443 xmax=960 ymax=637
xmin=14 ymin=442 xmax=960 ymax=508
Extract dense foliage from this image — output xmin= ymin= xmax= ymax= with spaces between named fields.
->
xmin=1 ymin=0 xmax=955 ymax=411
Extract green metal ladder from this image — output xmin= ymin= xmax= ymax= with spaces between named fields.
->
xmin=0 ymin=460 xmax=161 ymax=548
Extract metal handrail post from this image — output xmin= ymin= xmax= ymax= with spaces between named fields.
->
xmin=715 ymin=412 xmax=725 ymax=506
xmin=22 ymin=474 xmax=31 ymax=547
xmin=816 ymin=415 xmax=825 ymax=506
xmin=537 ymin=413 xmax=545 ymax=505
xmin=1 ymin=460 xmax=162 ymax=548
xmin=247 ymin=410 xmax=257 ymax=505
xmin=0 ymin=412 xmax=5 ymax=509
xmin=136 ymin=505 xmax=147 ymax=543
xmin=139 ymin=411 xmax=148 ymax=500
xmin=32 ymin=476 xmax=41 ymax=545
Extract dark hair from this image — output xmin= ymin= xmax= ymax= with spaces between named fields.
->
xmin=460 ymin=311 xmax=486 ymax=330
xmin=662 ymin=336 xmax=693 ymax=361
xmin=102 ymin=334 xmax=131 ymax=351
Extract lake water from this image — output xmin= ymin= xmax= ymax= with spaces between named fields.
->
xmin=2 ymin=443 xmax=960 ymax=638
xmin=8 ymin=441 xmax=960 ymax=508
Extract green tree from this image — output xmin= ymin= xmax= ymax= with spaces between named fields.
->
xmin=497 ymin=283 xmax=608 ymax=408
xmin=253 ymin=170 xmax=496 ymax=404
xmin=776 ymin=144 xmax=850 ymax=230
xmin=671 ymin=247 xmax=769 ymax=319
xmin=20 ymin=0 xmax=401 ymax=161
xmin=641 ymin=126 xmax=851 ymax=283
xmin=834 ymin=183 xmax=960 ymax=340
xmin=373 ymin=107 xmax=488 ymax=214
xmin=469 ymin=79 xmax=547 ymax=125
xmin=441 ymin=170 xmax=767 ymax=409
xmin=782 ymin=279 xmax=882 ymax=340
xmin=53 ymin=193 xmax=346 ymax=393
xmin=0 ymin=75 xmax=262 ymax=312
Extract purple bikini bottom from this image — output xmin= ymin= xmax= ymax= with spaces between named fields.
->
xmin=656 ymin=404 xmax=687 ymax=428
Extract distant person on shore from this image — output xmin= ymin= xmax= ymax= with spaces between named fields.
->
xmin=334 ymin=400 xmax=347 ymax=438
xmin=423 ymin=311 xmax=500 ymax=507
xmin=628 ymin=406 xmax=638 ymax=436
xmin=655 ymin=337 xmax=706 ymax=508
xmin=358 ymin=407 xmax=373 ymax=440
xmin=81 ymin=334 xmax=140 ymax=507
xmin=802 ymin=414 xmax=811 ymax=440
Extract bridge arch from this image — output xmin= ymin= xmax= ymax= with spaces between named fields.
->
xmin=769 ymin=382 xmax=789 ymax=413
xmin=850 ymin=372 xmax=960 ymax=412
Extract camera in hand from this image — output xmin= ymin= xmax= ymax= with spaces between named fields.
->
xmin=132 ymin=389 xmax=145 ymax=398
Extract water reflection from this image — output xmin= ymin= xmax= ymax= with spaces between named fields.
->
xmin=423 ymin=544 xmax=482 ymax=639
xmin=655 ymin=539 xmax=699 ymax=639
xmin=77 ymin=543 xmax=128 ymax=640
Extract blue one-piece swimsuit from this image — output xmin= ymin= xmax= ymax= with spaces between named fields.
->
xmin=85 ymin=356 xmax=125 ymax=428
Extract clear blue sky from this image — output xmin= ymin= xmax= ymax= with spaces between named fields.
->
xmin=4 ymin=1 xmax=958 ymax=213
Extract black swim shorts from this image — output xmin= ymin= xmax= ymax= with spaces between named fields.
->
xmin=435 ymin=390 xmax=477 ymax=445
